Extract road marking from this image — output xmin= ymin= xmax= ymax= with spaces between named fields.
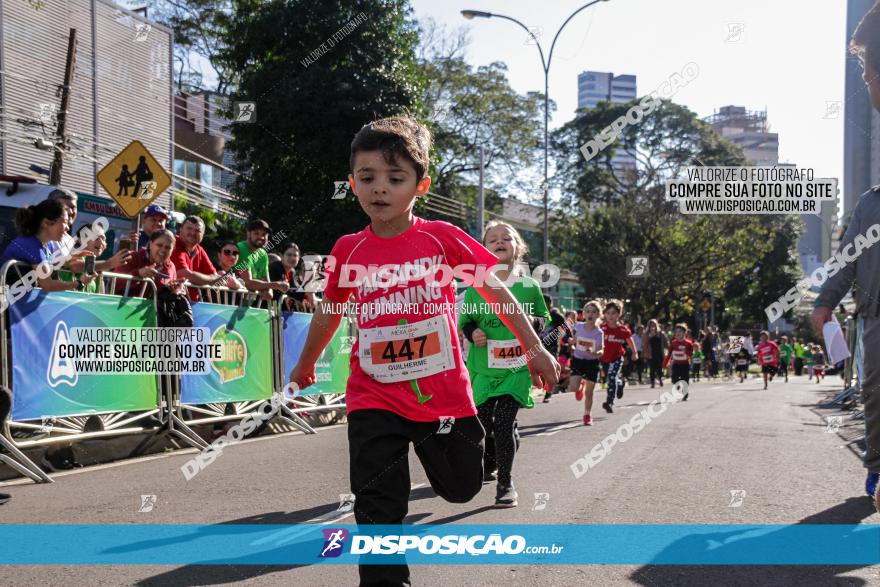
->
xmin=535 ymin=422 xmax=582 ymax=436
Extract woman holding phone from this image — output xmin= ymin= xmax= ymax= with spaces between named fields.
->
xmin=117 ymin=230 xmax=192 ymax=326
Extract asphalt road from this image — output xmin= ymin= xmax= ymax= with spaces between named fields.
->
xmin=2 ymin=373 xmax=878 ymax=586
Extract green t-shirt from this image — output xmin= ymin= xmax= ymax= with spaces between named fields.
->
xmin=459 ymin=276 xmax=550 ymax=379
xmin=692 ymin=349 xmax=704 ymax=362
xmin=236 ymin=241 xmax=269 ymax=281
xmin=794 ymin=343 xmax=808 ymax=358
xmin=779 ymin=343 xmax=794 ymax=362
xmin=58 ymin=269 xmax=99 ymax=294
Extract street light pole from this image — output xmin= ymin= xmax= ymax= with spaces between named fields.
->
xmin=462 ymin=0 xmax=609 ymax=265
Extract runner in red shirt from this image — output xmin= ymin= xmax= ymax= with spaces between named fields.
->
xmin=755 ymin=330 xmax=779 ymax=390
xmin=287 ymin=116 xmax=559 ymax=587
xmin=599 ymin=300 xmax=638 ymax=414
xmin=664 ymin=324 xmax=694 ymax=400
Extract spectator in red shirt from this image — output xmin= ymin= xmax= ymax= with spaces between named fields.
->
xmin=169 ymin=215 xmax=219 ymax=301
xmin=664 ymin=323 xmax=694 ymax=400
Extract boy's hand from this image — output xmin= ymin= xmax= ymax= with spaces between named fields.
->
xmin=472 ymin=328 xmax=487 ymax=347
xmin=289 ymin=362 xmax=316 ymax=392
xmin=528 ymin=348 xmax=560 ymax=391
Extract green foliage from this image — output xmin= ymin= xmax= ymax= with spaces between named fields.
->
xmin=220 ymin=0 xmax=424 ymax=253
xmin=551 ymin=99 xmax=802 ymax=325
xmin=174 ymin=195 xmax=244 ymax=260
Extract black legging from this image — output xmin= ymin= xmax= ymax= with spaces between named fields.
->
xmin=477 ymin=395 xmax=520 ymax=486
xmin=649 ymin=356 xmax=664 ymax=385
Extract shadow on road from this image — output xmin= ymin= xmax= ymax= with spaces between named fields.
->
xmin=629 ymin=497 xmax=878 ymax=586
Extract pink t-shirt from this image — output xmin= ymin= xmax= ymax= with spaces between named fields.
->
xmin=322 ymin=216 xmax=498 ymax=422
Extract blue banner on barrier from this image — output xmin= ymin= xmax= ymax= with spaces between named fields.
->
xmin=280 ymin=312 xmax=350 ymax=396
xmin=180 ymin=303 xmax=273 ymax=404
xmin=8 ymin=290 xmax=159 ymax=420
xmin=0 ymin=524 xmax=877 ymax=565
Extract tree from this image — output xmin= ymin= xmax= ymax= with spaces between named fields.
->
xmin=551 ymin=99 xmax=803 ymax=325
xmin=137 ymin=1 xmax=236 ymax=93
xmin=221 ymin=0 xmax=424 ymax=253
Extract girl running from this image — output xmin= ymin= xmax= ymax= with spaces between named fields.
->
xmin=568 ymin=300 xmax=604 ymax=425
xmin=459 ymin=221 xmax=551 ymax=508
xmin=755 ymin=331 xmax=779 ymax=390
xmin=692 ymin=345 xmax=704 ymax=382
xmin=599 ymin=300 xmax=638 ymax=414
xmin=665 ymin=323 xmax=693 ymax=400
xmin=777 ymin=335 xmax=793 ymax=383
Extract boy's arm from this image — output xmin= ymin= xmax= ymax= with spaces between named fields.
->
xmin=288 ymin=299 xmax=345 ymax=389
xmin=474 ymin=276 xmax=558 ymax=389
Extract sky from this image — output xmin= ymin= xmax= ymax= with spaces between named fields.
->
xmin=411 ymin=0 xmax=851 ymax=190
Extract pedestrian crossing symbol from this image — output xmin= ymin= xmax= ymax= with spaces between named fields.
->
xmin=96 ymin=140 xmax=171 ymax=218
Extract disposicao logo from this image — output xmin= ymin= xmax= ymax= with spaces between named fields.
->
xmin=320 ymin=528 xmax=349 ymax=558
xmin=47 ymin=321 xmax=78 ymax=388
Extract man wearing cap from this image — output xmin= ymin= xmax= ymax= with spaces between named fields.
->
xmin=134 ymin=204 xmax=169 ymax=250
xmin=170 ymin=215 xmax=220 ymax=301
xmin=235 ymin=219 xmax=287 ymax=293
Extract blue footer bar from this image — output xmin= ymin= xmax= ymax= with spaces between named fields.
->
xmin=0 ymin=524 xmax=877 ymax=565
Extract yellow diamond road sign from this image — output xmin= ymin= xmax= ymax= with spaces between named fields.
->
xmin=96 ymin=140 xmax=171 ymax=218
xmin=701 ymin=299 xmax=712 ymax=312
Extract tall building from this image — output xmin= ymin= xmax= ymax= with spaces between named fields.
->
xmin=798 ymin=200 xmax=838 ymax=280
xmin=577 ymin=71 xmax=637 ymax=170
xmin=844 ymin=0 xmax=879 ymax=218
xmin=0 ymin=0 xmax=173 ymax=207
xmin=705 ymin=106 xmax=779 ymax=166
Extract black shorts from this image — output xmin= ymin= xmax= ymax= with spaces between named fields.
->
xmin=571 ymin=357 xmax=600 ymax=382
xmin=762 ymin=364 xmax=776 ymax=374
xmin=671 ymin=363 xmax=690 ymax=383
xmin=735 ymin=362 xmax=748 ymax=372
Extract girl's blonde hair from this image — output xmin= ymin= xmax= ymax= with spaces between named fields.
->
xmin=482 ymin=221 xmax=529 ymax=264
xmin=582 ymin=300 xmax=603 ymax=315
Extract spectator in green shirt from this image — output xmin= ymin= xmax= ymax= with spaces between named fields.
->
xmin=235 ymin=218 xmax=287 ymax=295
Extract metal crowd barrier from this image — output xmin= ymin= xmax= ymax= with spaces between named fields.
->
xmin=168 ymin=283 xmax=315 ymax=441
xmin=0 ymin=262 xmax=181 ymax=482
xmin=0 ymin=261 xmax=351 ymax=483
xmin=277 ymin=294 xmax=351 ymax=424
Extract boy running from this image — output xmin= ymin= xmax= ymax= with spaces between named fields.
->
xmin=735 ymin=348 xmax=750 ymax=383
xmin=599 ymin=300 xmax=638 ymax=414
xmin=665 ymin=324 xmax=693 ymax=400
xmin=568 ymin=301 xmax=604 ymax=425
xmin=288 ymin=116 xmax=558 ymax=587
xmin=691 ymin=346 xmax=704 ymax=382
xmin=755 ymin=331 xmax=779 ymax=390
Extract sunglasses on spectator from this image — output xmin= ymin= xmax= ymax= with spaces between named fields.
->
xmin=221 ymin=249 xmax=239 ymax=256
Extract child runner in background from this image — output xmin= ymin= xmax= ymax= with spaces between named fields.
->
xmin=811 ymin=344 xmax=826 ymax=383
xmin=665 ymin=323 xmax=693 ymax=400
xmin=691 ymin=345 xmax=704 ymax=382
xmin=735 ymin=347 xmax=750 ymax=383
xmin=599 ymin=300 xmax=638 ymax=414
xmin=807 ymin=344 xmax=817 ymax=381
xmin=568 ymin=300 xmax=604 ymax=426
xmin=539 ymin=295 xmax=569 ymax=403
xmin=777 ymin=335 xmax=794 ymax=383
xmin=755 ymin=330 xmax=779 ymax=390
xmin=459 ymin=221 xmax=550 ymax=509
xmin=288 ymin=117 xmax=558 ymax=586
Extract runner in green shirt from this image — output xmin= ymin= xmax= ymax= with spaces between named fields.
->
xmin=459 ymin=221 xmax=550 ymax=508
xmin=777 ymin=335 xmax=794 ymax=382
